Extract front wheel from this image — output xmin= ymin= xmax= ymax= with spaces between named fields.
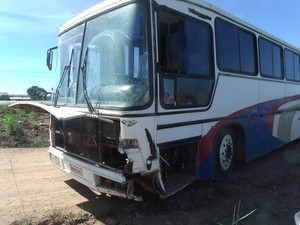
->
xmin=213 ymin=127 xmax=235 ymax=180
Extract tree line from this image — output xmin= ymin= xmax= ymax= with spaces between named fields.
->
xmin=0 ymin=86 xmax=51 ymax=101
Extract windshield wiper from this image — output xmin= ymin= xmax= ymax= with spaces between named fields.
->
xmin=54 ymin=49 xmax=74 ymax=107
xmin=81 ymin=47 xmax=95 ymax=113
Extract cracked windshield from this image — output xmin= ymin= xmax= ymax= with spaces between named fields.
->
xmin=55 ymin=3 xmax=150 ymax=108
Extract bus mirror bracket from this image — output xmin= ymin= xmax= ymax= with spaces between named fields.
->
xmin=46 ymin=46 xmax=58 ymax=71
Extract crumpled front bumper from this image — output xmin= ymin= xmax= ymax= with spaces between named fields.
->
xmin=49 ymin=146 xmax=143 ymax=201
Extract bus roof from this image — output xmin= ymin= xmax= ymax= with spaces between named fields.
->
xmin=59 ymin=0 xmax=300 ymax=53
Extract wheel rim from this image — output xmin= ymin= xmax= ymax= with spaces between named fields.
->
xmin=219 ymin=134 xmax=233 ymax=171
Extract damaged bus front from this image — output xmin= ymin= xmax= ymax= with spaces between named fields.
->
xmin=46 ymin=1 xmax=163 ymax=200
xmin=12 ymin=0 xmax=207 ymax=200
xmin=12 ymin=98 xmax=163 ymax=201
xmin=11 ymin=0 xmax=190 ymax=201
xmin=48 ymin=108 xmax=161 ymax=201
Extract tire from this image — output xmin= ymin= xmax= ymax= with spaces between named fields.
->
xmin=213 ymin=127 xmax=236 ymax=180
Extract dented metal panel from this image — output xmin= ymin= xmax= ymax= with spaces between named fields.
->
xmin=10 ymin=102 xmax=86 ymax=120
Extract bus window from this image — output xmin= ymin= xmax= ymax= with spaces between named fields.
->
xmin=184 ymin=20 xmax=212 ymax=75
xmin=285 ymin=49 xmax=300 ymax=81
xmin=294 ymin=54 xmax=300 ymax=81
xmin=285 ymin=49 xmax=294 ymax=80
xmin=163 ymin=78 xmax=175 ymax=105
xmin=273 ymin=45 xmax=283 ymax=79
xmin=215 ymin=18 xmax=257 ymax=75
xmin=176 ymin=78 xmax=212 ymax=106
xmin=158 ymin=9 xmax=214 ymax=108
xmin=239 ymin=30 xmax=257 ymax=74
xmin=54 ymin=24 xmax=84 ymax=106
xmin=259 ymin=37 xmax=283 ymax=79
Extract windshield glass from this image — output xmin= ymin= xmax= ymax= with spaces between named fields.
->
xmin=78 ymin=3 xmax=150 ymax=108
xmin=54 ymin=24 xmax=84 ymax=106
xmin=54 ymin=3 xmax=150 ymax=109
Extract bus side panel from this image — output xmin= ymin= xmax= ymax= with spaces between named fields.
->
xmin=198 ymin=104 xmax=258 ymax=179
xmin=198 ymin=121 xmax=217 ymax=179
xmin=244 ymin=104 xmax=285 ymax=161
xmin=198 ymin=75 xmax=260 ymax=179
xmin=156 ymin=114 xmax=202 ymax=145
xmin=208 ymin=75 xmax=259 ymax=119
xmin=259 ymin=80 xmax=285 ymax=114
xmin=284 ymin=83 xmax=300 ymax=141
xmin=198 ymin=95 xmax=300 ymax=178
xmin=244 ymin=79 xmax=286 ymax=160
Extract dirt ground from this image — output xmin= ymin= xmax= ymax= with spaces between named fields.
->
xmin=0 ymin=141 xmax=299 ymax=225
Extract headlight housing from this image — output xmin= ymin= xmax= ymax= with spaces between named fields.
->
xmin=119 ymin=139 xmax=139 ymax=149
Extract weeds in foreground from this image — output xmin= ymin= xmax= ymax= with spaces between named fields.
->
xmin=44 ymin=209 xmax=90 ymax=225
xmin=10 ymin=209 xmax=92 ymax=225
xmin=218 ymin=200 xmax=256 ymax=225
xmin=0 ymin=105 xmax=23 ymax=136
xmin=10 ymin=217 xmax=32 ymax=225
xmin=2 ymin=114 xmax=20 ymax=135
xmin=0 ymin=105 xmax=37 ymax=135
xmin=0 ymin=105 xmax=49 ymax=147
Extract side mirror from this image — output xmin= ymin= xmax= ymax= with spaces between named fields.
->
xmin=46 ymin=46 xmax=58 ymax=71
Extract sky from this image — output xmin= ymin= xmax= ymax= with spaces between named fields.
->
xmin=0 ymin=0 xmax=300 ymax=95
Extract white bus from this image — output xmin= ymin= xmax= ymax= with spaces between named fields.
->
xmin=12 ymin=0 xmax=300 ymax=200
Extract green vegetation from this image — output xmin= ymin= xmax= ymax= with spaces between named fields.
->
xmin=27 ymin=86 xmax=51 ymax=100
xmin=0 ymin=93 xmax=10 ymax=100
xmin=0 ymin=105 xmax=23 ymax=136
xmin=0 ymin=105 xmax=49 ymax=148
xmin=2 ymin=114 xmax=20 ymax=135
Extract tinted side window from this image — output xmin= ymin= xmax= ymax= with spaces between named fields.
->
xmin=259 ymin=37 xmax=283 ymax=79
xmin=184 ymin=20 xmax=212 ymax=75
xmin=294 ymin=54 xmax=300 ymax=81
xmin=285 ymin=49 xmax=300 ymax=81
xmin=240 ymin=30 xmax=257 ymax=73
xmin=159 ymin=11 xmax=213 ymax=77
xmin=216 ymin=19 xmax=239 ymax=71
xmin=285 ymin=49 xmax=294 ymax=80
xmin=259 ymin=38 xmax=273 ymax=76
xmin=273 ymin=45 xmax=283 ymax=78
xmin=215 ymin=18 xmax=257 ymax=75
xmin=159 ymin=9 xmax=214 ymax=108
